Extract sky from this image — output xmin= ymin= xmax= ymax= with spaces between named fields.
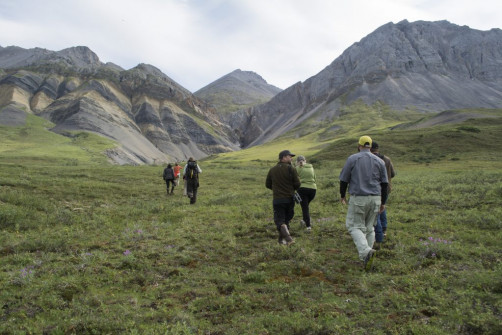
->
xmin=1 ymin=0 xmax=501 ymax=92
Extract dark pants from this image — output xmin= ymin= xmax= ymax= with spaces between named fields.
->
xmin=165 ymin=179 xmax=175 ymax=194
xmin=297 ymin=187 xmax=316 ymax=227
xmin=375 ymin=209 xmax=388 ymax=242
xmin=273 ymin=200 xmax=295 ymax=232
xmin=186 ymin=178 xmax=199 ymax=204
xmin=375 ymin=194 xmax=389 ymax=242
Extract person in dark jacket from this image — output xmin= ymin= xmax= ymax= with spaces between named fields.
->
xmin=163 ymin=164 xmax=175 ymax=195
xmin=183 ymin=157 xmax=202 ymax=204
xmin=371 ymin=141 xmax=396 ymax=247
xmin=266 ymin=150 xmax=301 ymax=245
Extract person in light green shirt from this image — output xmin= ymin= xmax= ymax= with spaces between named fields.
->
xmin=295 ymin=155 xmax=317 ymax=231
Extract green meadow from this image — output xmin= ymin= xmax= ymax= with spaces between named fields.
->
xmin=0 ymin=108 xmax=501 ymax=334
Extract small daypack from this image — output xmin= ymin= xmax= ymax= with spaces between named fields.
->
xmin=163 ymin=167 xmax=174 ymax=180
xmin=186 ymin=161 xmax=198 ymax=179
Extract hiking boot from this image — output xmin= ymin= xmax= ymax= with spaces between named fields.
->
xmin=306 ymin=226 xmax=312 ymax=231
xmin=280 ymin=224 xmax=294 ymax=245
xmin=364 ymin=249 xmax=376 ymax=271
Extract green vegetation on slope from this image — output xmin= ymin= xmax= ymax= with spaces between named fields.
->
xmin=312 ymin=111 xmax=502 ymax=164
xmin=0 ymin=113 xmax=117 ymax=166
xmin=1 ymin=107 xmax=501 ymax=333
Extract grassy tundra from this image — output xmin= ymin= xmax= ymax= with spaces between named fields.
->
xmin=0 ymin=110 xmax=501 ymax=334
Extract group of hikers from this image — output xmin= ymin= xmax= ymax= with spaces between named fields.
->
xmin=162 ymin=135 xmax=395 ymax=270
xmin=266 ymin=135 xmax=395 ymax=271
xmin=162 ymin=157 xmax=202 ymax=204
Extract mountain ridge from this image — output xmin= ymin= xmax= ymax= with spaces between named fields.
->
xmin=228 ymin=20 xmax=502 ymax=148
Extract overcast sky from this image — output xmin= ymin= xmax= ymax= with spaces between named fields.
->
xmin=1 ymin=0 xmax=501 ymax=92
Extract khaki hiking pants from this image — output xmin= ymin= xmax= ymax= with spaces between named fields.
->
xmin=345 ymin=195 xmax=381 ymax=261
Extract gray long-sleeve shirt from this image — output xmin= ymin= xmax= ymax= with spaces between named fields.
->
xmin=339 ymin=150 xmax=388 ymax=196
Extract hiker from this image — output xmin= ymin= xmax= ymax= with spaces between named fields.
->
xmin=371 ymin=141 xmax=396 ymax=248
xmin=266 ymin=150 xmax=301 ymax=245
xmin=183 ymin=157 xmax=202 ymax=204
xmin=339 ymin=136 xmax=388 ymax=271
xmin=295 ymin=155 xmax=317 ymax=231
xmin=163 ymin=163 xmax=176 ymax=195
xmin=173 ymin=162 xmax=182 ymax=187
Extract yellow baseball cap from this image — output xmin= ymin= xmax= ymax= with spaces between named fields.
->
xmin=358 ymin=135 xmax=372 ymax=148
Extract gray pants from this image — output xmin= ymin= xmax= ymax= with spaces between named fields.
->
xmin=345 ymin=195 xmax=380 ymax=260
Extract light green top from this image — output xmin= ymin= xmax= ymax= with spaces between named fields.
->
xmin=295 ymin=163 xmax=317 ymax=190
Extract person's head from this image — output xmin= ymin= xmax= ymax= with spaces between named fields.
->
xmin=167 ymin=163 xmax=172 ymax=168
xmin=296 ymin=155 xmax=306 ymax=166
xmin=279 ymin=150 xmax=295 ymax=163
xmin=175 ymin=162 xmax=180 ymax=166
xmin=370 ymin=141 xmax=379 ymax=153
xmin=358 ymin=135 xmax=372 ymax=151
xmin=188 ymin=157 xmax=194 ymax=162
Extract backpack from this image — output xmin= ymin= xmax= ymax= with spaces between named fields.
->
xmin=163 ymin=167 xmax=174 ymax=180
xmin=186 ymin=161 xmax=198 ymax=179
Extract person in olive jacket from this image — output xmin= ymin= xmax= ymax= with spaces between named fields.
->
xmin=295 ymin=155 xmax=317 ymax=231
xmin=266 ymin=150 xmax=301 ymax=245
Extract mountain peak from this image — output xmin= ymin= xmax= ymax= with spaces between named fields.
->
xmin=227 ymin=69 xmax=270 ymax=86
xmin=195 ymin=69 xmax=282 ymax=114
xmin=57 ymin=46 xmax=101 ymax=67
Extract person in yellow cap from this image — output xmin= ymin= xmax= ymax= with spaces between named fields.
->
xmin=339 ymin=135 xmax=388 ymax=271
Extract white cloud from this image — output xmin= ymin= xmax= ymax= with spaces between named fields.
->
xmin=0 ymin=0 xmax=501 ymax=91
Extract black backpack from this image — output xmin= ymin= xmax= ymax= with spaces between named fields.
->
xmin=186 ymin=161 xmax=198 ymax=179
xmin=163 ymin=167 xmax=174 ymax=180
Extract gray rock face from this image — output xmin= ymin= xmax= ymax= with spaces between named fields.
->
xmin=0 ymin=70 xmax=44 ymax=93
xmin=0 ymin=45 xmax=105 ymax=70
xmin=230 ymin=20 xmax=502 ymax=147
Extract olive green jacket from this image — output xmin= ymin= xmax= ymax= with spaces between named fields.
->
xmin=266 ymin=162 xmax=301 ymax=201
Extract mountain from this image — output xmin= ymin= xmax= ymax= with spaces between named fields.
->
xmin=0 ymin=46 xmax=239 ymax=164
xmin=228 ymin=20 xmax=502 ymax=148
xmin=2 ymin=20 xmax=502 ymax=162
xmin=194 ymin=69 xmax=282 ymax=114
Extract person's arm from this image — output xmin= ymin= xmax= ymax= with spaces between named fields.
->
xmin=380 ymin=182 xmax=388 ymax=213
xmin=389 ymin=161 xmax=396 ymax=179
xmin=340 ymin=181 xmax=348 ymax=204
xmin=292 ymin=168 xmax=301 ymax=190
xmin=381 ymin=183 xmax=388 ymax=204
xmin=265 ymin=170 xmax=272 ymax=190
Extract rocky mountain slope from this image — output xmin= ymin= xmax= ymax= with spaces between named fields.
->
xmin=194 ymin=69 xmax=282 ymax=114
xmin=228 ymin=20 xmax=502 ymax=148
xmin=0 ymin=46 xmax=239 ymax=164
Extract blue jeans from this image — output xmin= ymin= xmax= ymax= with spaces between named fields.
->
xmin=374 ymin=208 xmax=388 ymax=243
